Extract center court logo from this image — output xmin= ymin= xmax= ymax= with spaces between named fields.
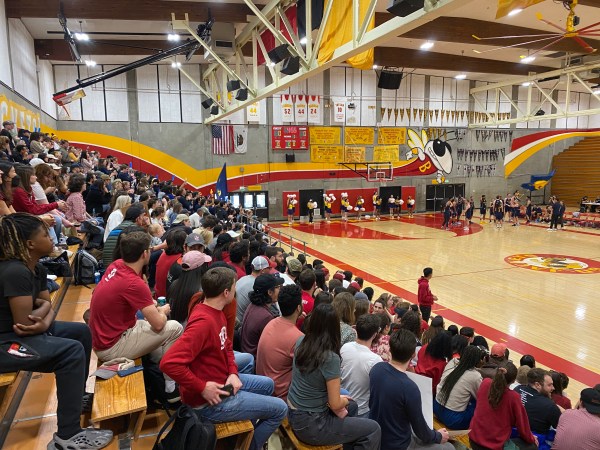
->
xmin=505 ymin=254 xmax=600 ymax=274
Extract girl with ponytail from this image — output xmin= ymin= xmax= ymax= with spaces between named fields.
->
xmin=469 ymin=361 xmax=538 ymax=450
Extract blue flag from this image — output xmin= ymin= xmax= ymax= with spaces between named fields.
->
xmin=521 ymin=170 xmax=556 ymax=191
xmin=216 ymin=163 xmax=228 ymax=201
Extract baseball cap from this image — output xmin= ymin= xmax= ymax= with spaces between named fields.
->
xmin=355 ymin=292 xmax=368 ymax=301
xmin=185 ymin=233 xmax=205 ymax=248
xmin=251 ymin=256 xmax=270 ymax=271
xmin=216 ymin=233 xmax=234 ymax=247
xmin=29 ymin=158 xmax=45 ymax=168
xmin=286 ymin=256 xmax=302 ymax=274
xmin=172 ymin=214 xmax=189 ymax=224
xmin=181 ymin=251 xmax=212 ymax=271
xmin=490 ymin=343 xmax=507 ymax=358
xmin=49 ymin=163 xmax=61 ymax=170
xmin=333 ymin=272 xmax=344 ymax=281
xmin=124 ymin=203 xmax=146 ymax=221
xmin=2 ymin=120 xmax=14 ymax=126
xmin=253 ymin=273 xmax=284 ymax=294
xmin=580 ymin=388 xmax=600 ymax=414
xmin=226 ymin=230 xmax=240 ymax=238
xmin=349 ymin=281 xmax=361 ymax=291
xmin=71 ymin=163 xmax=81 ymax=168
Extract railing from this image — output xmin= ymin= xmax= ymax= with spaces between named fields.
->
xmin=243 ymin=217 xmax=308 ymax=256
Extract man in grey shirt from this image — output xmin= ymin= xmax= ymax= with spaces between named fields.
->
xmin=236 ymin=256 xmax=273 ymax=323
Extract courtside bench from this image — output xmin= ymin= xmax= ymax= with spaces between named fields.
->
xmin=433 ymin=417 xmax=471 ymax=449
xmin=279 ymin=418 xmax=343 ymax=450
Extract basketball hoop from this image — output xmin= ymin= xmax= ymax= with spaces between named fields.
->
xmin=367 ymin=162 xmax=393 ymax=183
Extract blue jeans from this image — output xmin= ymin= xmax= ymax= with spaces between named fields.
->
xmin=234 ymin=351 xmax=255 ymax=374
xmin=194 ymin=374 xmax=287 ymax=450
xmin=433 ymin=398 xmax=476 ymax=430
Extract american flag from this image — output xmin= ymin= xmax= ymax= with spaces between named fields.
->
xmin=211 ymin=124 xmax=234 ymax=155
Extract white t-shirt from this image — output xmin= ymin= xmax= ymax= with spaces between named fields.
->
xmin=189 ymin=212 xmax=201 ymax=229
xmin=104 ymin=209 xmax=124 ymax=242
xmin=340 ymin=341 xmax=383 ymax=415
xmin=31 ymin=182 xmax=48 ymax=203
xmin=280 ymin=273 xmax=296 ymax=286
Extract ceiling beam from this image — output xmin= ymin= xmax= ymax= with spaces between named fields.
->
xmin=5 ymin=0 xmax=252 ymax=22
xmin=399 ymin=17 xmax=600 ymax=54
xmin=374 ymin=47 xmax=553 ymax=75
xmin=35 ymin=39 xmax=176 ymax=60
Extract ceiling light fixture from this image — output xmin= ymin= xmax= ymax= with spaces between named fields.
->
xmin=521 ymin=55 xmax=536 ymax=63
xmin=171 ymin=61 xmax=181 ymax=68
xmin=85 ymin=59 xmax=96 ymax=67
xmin=74 ymin=32 xmax=89 ymax=41
xmin=372 ymin=64 xmax=378 ymax=70
xmin=167 ymin=33 xmax=180 ymax=41
xmin=594 ymin=89 xmax=600 ymax=95
xmin=508 ymin=8 xmax=523 ymax=17
xmin=522 ymin=81 xmax=532 ymax=87
xmin=300 ymin=36 xmax=307 ymax=45
xmin=455 ymin=74 xmax=467 ymax=80
xmin=420 ymin=41 xmax=434 ymax=50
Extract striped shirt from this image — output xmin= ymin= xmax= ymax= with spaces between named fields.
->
xmin=552 ymin=407 xmax=600 ymax=450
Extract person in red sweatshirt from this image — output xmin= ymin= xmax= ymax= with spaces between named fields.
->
xmin=160 ymin=267 xmax=287 ymax=450
xmin=469 ymin=362 xmax=538 ymax=450
xmin=418 ymin=267 xmax=437 ymax=323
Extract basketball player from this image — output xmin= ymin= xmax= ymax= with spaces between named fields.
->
xmin=493 ymin=195 xmax=504 ymax=228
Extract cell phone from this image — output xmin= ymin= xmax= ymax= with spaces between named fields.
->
xmin=117 ymin=365 xmax=144 ymax=377
xmin=219 ymin=384 xmax=234 ymax=399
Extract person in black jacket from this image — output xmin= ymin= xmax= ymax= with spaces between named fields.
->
xmin=85 ymin=179 xmax=112 ymax=217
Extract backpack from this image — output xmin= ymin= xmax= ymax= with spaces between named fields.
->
xmin=73 ymin=248 xmax=99 ymax=286
xmin=152 ymin=404 xmax=216 ymax=450
xmin=142 ymin=355 xmax=180 ymax=412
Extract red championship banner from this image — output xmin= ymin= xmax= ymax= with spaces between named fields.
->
xmin=271 ymin=126 xmax=309 ymax=150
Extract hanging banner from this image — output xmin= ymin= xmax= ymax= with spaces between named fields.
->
xmin=295 ymin=95 xmax=307 ymax=122
xmin=344 ymin=146 xmax=366 ymax=162
xmin=377 ymin=128 xmax=406 ymax=145
xmin=272 ymin=126 xmax=309 ymax=150
xmin=309 ymin=126 xmax=341 ymax=145
xmin=310 ymin=145 xmax=344 ymax=163
xmin=247 ymin=102 xmax=260 ymax=122
xmin=344 ymin=127 xmax=374 ymax=145
xmin=307 ymin=95 xmax=321 ymax=124
xmin=333 ymin=97 xmax=346 ymax=123
xmin=281 ymin=94 xmax=294 ymax=122
xmin=373 ymin=145 xmax=400 ymax=162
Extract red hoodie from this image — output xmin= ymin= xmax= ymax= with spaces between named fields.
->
xmin=417 ymin=276 xmax=434 ymax=307
xmin=160 ymin=302 xmax=238 ymax=407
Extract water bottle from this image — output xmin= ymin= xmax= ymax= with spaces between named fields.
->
xmin=94 ymin=271 xmax=101 ymax=284
xmin=157 ymin=296 xmax=167 ymax=307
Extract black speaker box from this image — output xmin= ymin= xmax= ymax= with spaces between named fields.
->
xmin=286 ymin=153 xmax=295 ymax=163
xmin=281 ymin=56 xmax=300 ymax=75
xmin=227 ymin=80 xmax=241 ymax=92
xmin=387 ymin=0 xmax=425 ymax=17
xmin=378 ymin=71 xmax=403 ymax=90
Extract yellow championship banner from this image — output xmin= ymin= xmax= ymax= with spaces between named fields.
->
xmin=344 ymin=127 xmax=374 ymax=145
xmin=377 ymin=127 xmax=406 ymax=145
xmin=309 ymin=127 xmax=341 ymax=145
xmin=311 ymin=145 xmax=344 ymax=163
xmin=344 ymin=146 xmax=366 ymax=162
xmin=373 ymin=145 xmax=400 ymax=162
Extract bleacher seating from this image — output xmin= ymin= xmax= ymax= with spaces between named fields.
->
xmin=279 ymin=418 xmax=343 ymax=450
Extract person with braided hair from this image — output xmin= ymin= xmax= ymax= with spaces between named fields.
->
xmin=434 ymin=345 xmax=483 ymax=429
xmin=0 ymin=213 xmax=113 ymax=450
xmin=469 ymin=362 xmax=537 ymax=450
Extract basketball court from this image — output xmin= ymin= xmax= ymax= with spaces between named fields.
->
xmin=271 ymin=213 xmax=600 ymax=396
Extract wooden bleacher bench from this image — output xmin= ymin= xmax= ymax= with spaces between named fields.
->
xmin=279 ymin=418 xmax=342 ymax=450
xmin=91 ymin=358 xmax=147 ymax=441
xmin=214 ymin=420 xmax=254 ymax=450
xmin=433 ymin=417 xmax=471 ymax=449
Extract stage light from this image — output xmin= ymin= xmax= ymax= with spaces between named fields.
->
xmin=210 ymin=105 xmax=219 ymax=115
xmin=281 ymin=56 xmax=300 ymax=75
xmin=235 ymin=89 xmax=248 ymax=101
xmin=201 ymin=98 xmax=213 ymax=109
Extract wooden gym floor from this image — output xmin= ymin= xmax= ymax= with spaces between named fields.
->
xmin=4 ymin=213 xmax=599 ymax=449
